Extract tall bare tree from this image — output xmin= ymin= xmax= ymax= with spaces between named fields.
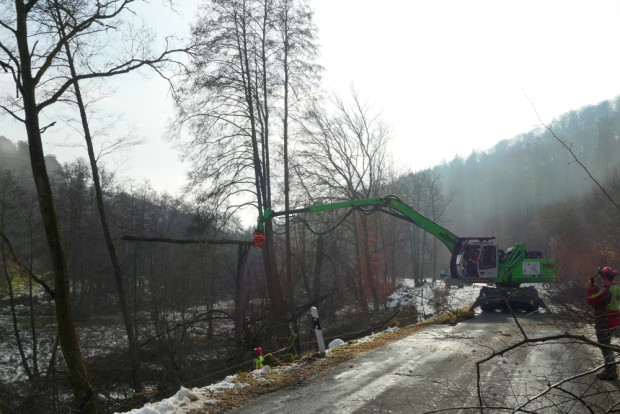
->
xmin=273 ymin=0 xmax=320 ymax=351
xmin=300 ymin=89 xmax=391 ymax=312
xmin=173 ymin=0 xmax=320 ymax=341
xmin=173 ymin=0 xmax=286 ymax=331
xmin=47 ymin=0 xmax=143 ymax=390
xmin=0 ymin=0 xmax=185 ymax=408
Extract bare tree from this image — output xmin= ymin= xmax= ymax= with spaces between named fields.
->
xmin=300 ymin=89 xmax=391 ymax=312
xmin=275 ymin=0 xmax=320 ymax=317
xmin=300 ymin=89 xmax=390 ymax=201
xmin=173 ymin=0 xmax=284 ymax=328
xmin=0 ymin=0 xmax=185 ymax=408
xmin=272 ymin=0 xmax=321 ymax=352
xmin=422 ymin=169 xmax=452 ymax=284
xmin=173 ymin=0 xmax=320 ymax=342
xmin=47 ymin=0 xmax=145 ymax=390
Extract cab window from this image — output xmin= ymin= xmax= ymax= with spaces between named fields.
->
xmin=479 ymin=246 xmax=496 ymax=270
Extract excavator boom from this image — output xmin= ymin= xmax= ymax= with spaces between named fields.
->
xmin=258 ymin=196 xmax=460 ymax=252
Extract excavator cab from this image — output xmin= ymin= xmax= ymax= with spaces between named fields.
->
xmin=453 ymin=238 xmax=498 ymax=282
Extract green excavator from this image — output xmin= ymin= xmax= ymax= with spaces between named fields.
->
xmin=255 ymin=195 xmax=558 ymax=312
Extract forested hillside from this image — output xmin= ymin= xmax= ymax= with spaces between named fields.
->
xmin=437 ymin=97 xmax=620 ymax=279
xmin=0 ymin=135 xmax=248 ymax=316
xmin=0 ymin=136 xmax=263 ymax=412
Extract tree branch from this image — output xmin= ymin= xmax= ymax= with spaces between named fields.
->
xmin=528 ymin=97 xmax=620 ymax=212
xmin=0 ymin=229 xmax=55 ymax=298
xmin=510 ymin=365 xmax=604 ymax=414
xmin=121 ymin=235 xmax=253 ymax=246
xmin=38 ymin=47 xmax=190 ymax=112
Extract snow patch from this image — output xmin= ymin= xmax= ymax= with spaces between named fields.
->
xmin=117 ymin=386 xmax=198 ymax=414
xmin=328 ymin=339 xmax=345 ymax=349
xmin=251 ymin=365 xmax=271 ymax=377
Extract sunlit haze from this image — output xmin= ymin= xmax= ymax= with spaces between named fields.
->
xmin=3 ymin=0 xmax=620 ymax=195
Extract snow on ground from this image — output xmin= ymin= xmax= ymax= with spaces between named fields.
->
xmin=116 ymin=279 xmax=482 ymax=414
xmin=385 ymin=278 xmax=482 ymax=314
xmin=0 ymin=293 xmax=139 ymax=388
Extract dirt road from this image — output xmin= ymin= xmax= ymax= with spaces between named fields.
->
xmin=230 ymin=311 xmax=620 ymax=413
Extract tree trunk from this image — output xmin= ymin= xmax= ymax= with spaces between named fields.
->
xmin=262 ymin=221 xmax=287 ymax=323
xmin=361 ymin=215 xmax=379 ymax=312
xmin=234 ymin=244 xmax=250 ymax=345
xmin=312 ymin=234 xmax=324 ymax=299
xmin=15 ymin=2 xmax=95 ymax=409
xmin=59 ymin=26 xmax=141 ymax=390
xmin=283 ymin=16 xmax=293 ymax=310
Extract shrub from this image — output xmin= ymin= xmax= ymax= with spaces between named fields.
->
xmin=280 ymin=353 xmax=296 ymax=364
xmin=263 ymin=353 xmax=279 ymax=366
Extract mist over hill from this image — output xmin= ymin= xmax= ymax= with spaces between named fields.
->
xmin=4 ymin=94 xmax=619 ymax=234
xmin=437 ymin=96 xmax=620 ymax=240
xmin=4 ymin=92 xmax=619 ymax=246
xmin=0 ymin=135 xmax=63 ymax=188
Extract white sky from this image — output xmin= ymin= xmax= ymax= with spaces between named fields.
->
xmin=313 ymin=0 xmax=620 ymax=171
xmin=3 ymin=0 xmax=620 ymax=196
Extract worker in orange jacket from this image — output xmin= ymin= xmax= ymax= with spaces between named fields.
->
xmin=586 ymin=266 xmax=620 ymax=381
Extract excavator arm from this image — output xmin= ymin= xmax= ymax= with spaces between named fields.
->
xmin=256 ymin=195 xmax=460 ymax=252
xmin=255 ymin=194 xmax=558 ymax=312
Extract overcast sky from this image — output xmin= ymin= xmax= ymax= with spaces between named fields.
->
xmin=3 ymin=0 xmax=620 ymax=196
